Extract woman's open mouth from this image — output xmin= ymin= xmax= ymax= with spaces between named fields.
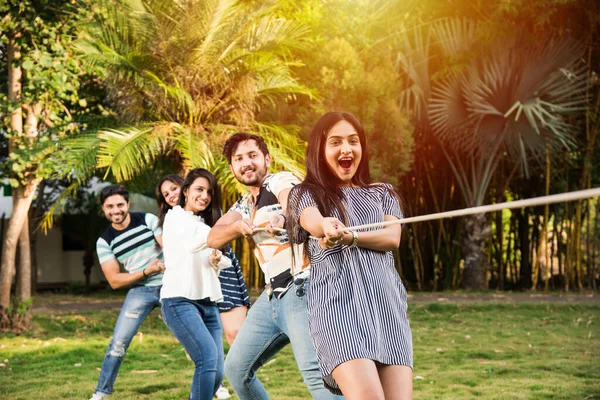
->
xmin=338 ymin=157 xmax=353 ymax=171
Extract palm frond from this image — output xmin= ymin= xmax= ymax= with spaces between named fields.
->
xmin=39 ymin=181 xmax=82 ymax=234
xmin=254 ymin=122 xmax=306 ymax=178
xmin=425 ymin=20 xmax=587 ymax=166
xmin=173 ymin=128 xmax=216 ymax=171
xmin=142 ymin=70 xmax=198 ymax=119
xmin=76 ymin=0 xmax=311 ymax=187
xmin=256 ymin=70 xmax=315 ymax=107
xmin=193 ymin=0 xmax=239 ymax=63
xmin=501 ymin=37 xmax=587 ymax=164
xmin=431 ymin=18 xmax=477 ymax=60
xmin=55 ymin=133 xmax=103 ymax=182
xmin=428 ymin=72 xmax=474 ymax=150
xmin=97 ymin=124 xmax=178 ymax=182
xmin=395 ymin=24 xmax=432 ymax=123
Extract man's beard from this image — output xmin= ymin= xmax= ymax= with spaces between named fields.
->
xmin=110 ymin=212 xmax=126 ymax=223
xmin=237 ymin=164 xmax=267 ymax=186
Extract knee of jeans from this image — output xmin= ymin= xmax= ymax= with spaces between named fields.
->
xmin=108 ymin=339 xmax=128 ymax=358
xmin=223 ymin=356 xmax=235 ymax=377
xmin=224 ymin=356 xmax=243 ymax=383
xmin=124 ymin=310 xmax=141 ymax=319
xmin=194 ymin=347 xmax=219 ymax=370
xmin=303 ymin=369 xmax=323 ymax=388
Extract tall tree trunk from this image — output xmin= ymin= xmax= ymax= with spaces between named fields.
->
xmin=0 ymin=32 xmax=25 ymax=320
xmin=511 ymin=215 xmax=519 ymax=286
xmin=530 ymin=214 xmax=540 ymax=289
xmin=505 ymin=215 xmax=514 ymax=285
xmin=573 ymin=201 xmax=584 ymax=289
xmin=16 ymin=215 xmax=31 ymax=301
xmin=556 ymin=219 xmax=563 ymax=287
xmin=518 ymin=208 xmax=532 ymax=289
xmin=586 ymin=187 xmax=592 ymax=288
xmin=7 ymin=33 xmax=22 ymax=142
xmin=593 ymin=199 xmax=600 ymax=290
xmin=28 ymin=181 xmax=47 ymax=294
xmin=0 ymin=184 xmax=38 ymax=315
xmin=461 ymin=213 xmax=490 ymax=289
xmin=564 ymin=204 xmax=572 ymax=292
xmin=535 ymin=149 xmax=551 ymax=290
xmin=495 ymin=195 xmax=504 ymax=289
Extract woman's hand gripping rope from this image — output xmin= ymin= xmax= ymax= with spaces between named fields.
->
xmin=319 ymin=218 xmax=346 ymax=249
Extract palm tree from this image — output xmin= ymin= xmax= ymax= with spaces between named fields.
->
xmin=69 ymin=0 xmax=310 ymax=203
xmin=396 ymin=19 xmax=588 ymax=289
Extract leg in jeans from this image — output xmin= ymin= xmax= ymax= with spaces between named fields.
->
xmin=95 ymin=285 xmax=161 ymax=395
xmin=161 ymin=297 xmax=224 ymax=400
xmin=280 ymin=279 xmax=344 ymax=400
xmin=205 ymin=302 xmax=225 ymax=396
xmin=224 ymin=290 xmax=289 ymax=400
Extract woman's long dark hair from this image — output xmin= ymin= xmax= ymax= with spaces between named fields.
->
xmin=179 ymin=168 xmax=221 ymax=227
xmin=155 ymin=175 xmax=184 ymax=227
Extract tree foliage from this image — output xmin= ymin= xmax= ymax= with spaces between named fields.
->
xmin=0 ymin=0 xmax=106 ymax=329
xmin=67 ymin=0 xmax=311 ymax=204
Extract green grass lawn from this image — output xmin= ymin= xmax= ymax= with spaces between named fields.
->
xmin=0 ymin=299 xmax=598 ymax=399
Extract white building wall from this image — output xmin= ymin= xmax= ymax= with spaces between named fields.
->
xmin=34 ymin=227 xmax=105 ymax=285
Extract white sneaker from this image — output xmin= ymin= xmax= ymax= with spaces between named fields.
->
xmin=89 ymin=393 xmax=109 ymax=400
xmin=215 ymin=385 xmax=232 ymax=399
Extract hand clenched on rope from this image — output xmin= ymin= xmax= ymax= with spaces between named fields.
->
xmin=237 ymin=215 xmax=286 ymax=238
xmin=265 ymin=214 xmax=286 ymax=235
xmin=319 ymin=217 xmax=347 ymax=249
xmin=236 ymin=219 xmax=255 ymax=238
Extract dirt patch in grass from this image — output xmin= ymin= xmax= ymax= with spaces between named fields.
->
xmin=31 ymin=290 xmax=599 ymax=313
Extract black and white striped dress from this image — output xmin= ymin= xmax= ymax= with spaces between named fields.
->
xmin=290 ymin=184 xmax=413 ymax=394
xmin=218 ymin=245 xmax=251 ymax=312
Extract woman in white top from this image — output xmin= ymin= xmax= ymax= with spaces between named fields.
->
xmin=161 ymin=168 xmax=231 ymax=400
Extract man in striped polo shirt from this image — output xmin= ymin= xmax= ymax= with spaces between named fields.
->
xmin=89 ymin=185 xmax=166 ymax=400
xmin=207 ymin=133 xmax=342 ymax=400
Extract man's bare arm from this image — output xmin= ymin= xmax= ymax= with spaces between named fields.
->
xmin=207 ymin=210 xmax=253 ymax=248
xmin=101 ymin=259 xmax=164 ymax=289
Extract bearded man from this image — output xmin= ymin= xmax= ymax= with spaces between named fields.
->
xmin=207 ymin=133 xmax=343 ymax=400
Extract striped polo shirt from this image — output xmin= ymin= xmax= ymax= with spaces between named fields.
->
xmin=96 ymin=212 xmax=164 ymax=286
xmin=230 ymin=172 xmax=309 ymax=296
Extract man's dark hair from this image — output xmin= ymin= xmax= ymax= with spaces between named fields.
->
xmin=100 ymin=185 xmax=129 ymax=205
xmin=223 ymin=132 xmax=269 ymax=163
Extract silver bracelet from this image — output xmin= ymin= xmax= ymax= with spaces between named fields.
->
xmin=349 ymin=230 xmax=359 ymax=248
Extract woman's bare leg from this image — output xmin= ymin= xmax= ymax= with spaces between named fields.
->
xmin=378 ymin=364 xmax=413 ymax=400
xmin=331 ymin=359 xmax=385 ymax=400
xmin=220 ymin=305 xmax=248 ymax=346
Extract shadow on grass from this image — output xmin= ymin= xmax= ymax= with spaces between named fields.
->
xmin=134 ymin=383 xmax=180 ymax=394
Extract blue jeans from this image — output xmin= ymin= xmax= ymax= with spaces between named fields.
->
xmin=161 ymin=297 xmax=224 ymax=400
xmin=224 ymin=279 xmax=343 ymax=400
xmin=95 ymin=285 xmax=161 ymax=395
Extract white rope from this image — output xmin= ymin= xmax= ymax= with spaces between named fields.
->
xmin=252 ymin=187 xmax=600 ymax=236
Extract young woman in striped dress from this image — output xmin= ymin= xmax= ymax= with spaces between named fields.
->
xmin=288 ymin=112 xmax=413 ymax=399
